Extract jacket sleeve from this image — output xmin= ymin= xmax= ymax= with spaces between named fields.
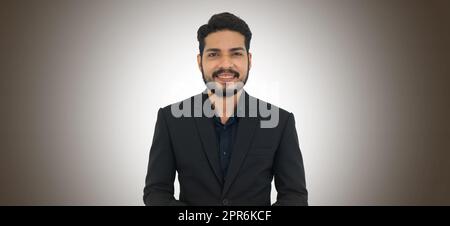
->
xmin=272 ymin=113 xmax=308 ymax=206
xmin=143 ymin=108 xmax=187 ymax=206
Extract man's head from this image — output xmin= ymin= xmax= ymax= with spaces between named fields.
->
xmin=197 ymin=12 xmax=252 ymax=97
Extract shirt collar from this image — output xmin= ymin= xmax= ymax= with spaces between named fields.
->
xmin=213 ymin=113 xmax=238 ymax=127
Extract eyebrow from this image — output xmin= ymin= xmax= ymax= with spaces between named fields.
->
xmin=205 ymin=47 xmax=246 ymax=52
xmin=230 ymin=47 xmax=245 ymax=52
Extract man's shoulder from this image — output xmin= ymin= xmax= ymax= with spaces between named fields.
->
xmin=159 ymin=93 xmax=204 ymax=117
xmin=248 ymin=95 xmax=292 ymax=130
xmin=249 ymin=95 xmax=292 ymax=119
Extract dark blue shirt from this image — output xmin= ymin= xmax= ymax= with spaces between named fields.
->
xmin=212 ymin=114 xmax=239 ymax=178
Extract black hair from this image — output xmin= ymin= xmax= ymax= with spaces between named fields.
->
xmin=197 ymin=12 xmax=252 ymax=56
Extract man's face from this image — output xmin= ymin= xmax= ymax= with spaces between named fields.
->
xmin=197 ymin=30 xmax=252 ymax=97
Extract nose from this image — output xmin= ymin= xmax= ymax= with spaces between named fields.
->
xmin=219 ymin=55 xmax=234 ymax=69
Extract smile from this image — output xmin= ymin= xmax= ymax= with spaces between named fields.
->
xmin=215 ymin=74 xmax=237 ymax=82
xmin=217 ymin=73 xmax=236 ymax=78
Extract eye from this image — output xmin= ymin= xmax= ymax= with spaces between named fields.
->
xmin=207 ymin=52 xmax=218 ymax=57
xmin=233 ymin=52 xmax=243 ymax=56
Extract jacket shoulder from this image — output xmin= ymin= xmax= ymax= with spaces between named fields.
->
xmin=159 ymin=94 xmax=202 ymax=118
xmin=251 ymin=96 xmax=292 ymax=129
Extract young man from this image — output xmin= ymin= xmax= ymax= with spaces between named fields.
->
xmin=143 ymin=12 xmax=307 ymax=206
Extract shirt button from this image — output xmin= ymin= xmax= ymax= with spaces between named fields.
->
xmin=222 ymin=199 xmax=229 ymax=205
xmin=223 ymin=152 xmax=227 ymax=155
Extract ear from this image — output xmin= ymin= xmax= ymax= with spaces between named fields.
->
xmin=248 ymin=52 xmax=252 ymax=69
xmin=197 ymin=54 xmax=202 ymax=71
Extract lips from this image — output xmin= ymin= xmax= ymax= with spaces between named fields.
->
xmin=217 ymin=73 xmax=235 ymax=78
xmin=215 ymin=73 xmax=237 ymax=82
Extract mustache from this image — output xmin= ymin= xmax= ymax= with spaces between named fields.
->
xmin=212 ymin=68 xmax=240 ymax=78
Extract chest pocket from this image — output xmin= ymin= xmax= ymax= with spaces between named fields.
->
xmin=247 ymin=147 xmax=275 ymax=158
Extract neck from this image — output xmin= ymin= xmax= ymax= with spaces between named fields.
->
xmin=208 ymin=89 xmax=243 ymax=120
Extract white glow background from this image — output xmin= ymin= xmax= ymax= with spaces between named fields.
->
xmin=1 ymin=0 xmax=449 ymax=205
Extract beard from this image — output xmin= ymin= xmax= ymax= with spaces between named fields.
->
xmin=201 ymin=59 xmax=250 ymax=97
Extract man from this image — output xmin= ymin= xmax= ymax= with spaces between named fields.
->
xmin=143 ymin=12 xmax=307 ymax=206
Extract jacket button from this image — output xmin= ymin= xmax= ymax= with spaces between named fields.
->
xmin=222 ymin=199 xmax=229 ymax=205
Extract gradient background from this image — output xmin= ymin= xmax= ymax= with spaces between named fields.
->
xmin=1 ymin=0 xmax=449 ymax=205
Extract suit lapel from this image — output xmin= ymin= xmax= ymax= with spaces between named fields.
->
xmin=193 ymin=94 xmax=224 ymax=185
xmin=193 ymin=91 xmax=260 ymax=193
xmin=222 ymin=92 xmax=259 ymax=196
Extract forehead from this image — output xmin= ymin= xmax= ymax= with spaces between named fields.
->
xmin=204 ymin=30 xmax=246 ymax=50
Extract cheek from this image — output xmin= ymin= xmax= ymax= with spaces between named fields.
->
xmin=236 ymin=61 xmax=249 ymax=73
xmin=203 ymin=65 xmax=215 ymax=75
xmin=201 ymin=61 xmax=211 ymax=73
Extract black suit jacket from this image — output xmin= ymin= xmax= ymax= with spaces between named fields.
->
xmin=143 ymin=91 xmax=308 ymax=206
